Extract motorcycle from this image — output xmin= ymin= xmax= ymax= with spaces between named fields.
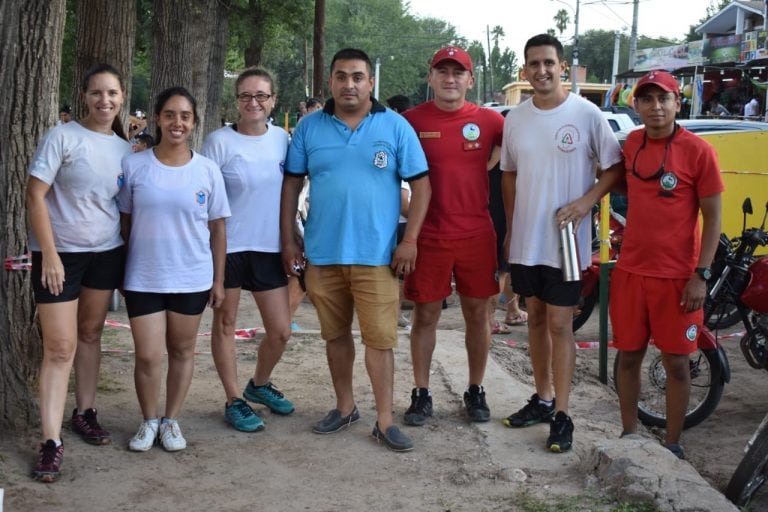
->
xmin=615 ymin=197 xmax=768 ymax=429
xmin=726 ymin=410 xmax=768 ymax=507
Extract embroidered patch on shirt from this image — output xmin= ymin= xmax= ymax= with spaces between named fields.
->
xmin=419 ymin=132 xmax=441 ymax=139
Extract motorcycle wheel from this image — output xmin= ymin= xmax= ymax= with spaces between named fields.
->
xmin=612 ymin=347 xmax=724 ymax=429
xmin=705 ymin=298 xmax=741 ymax=329
xmin=725 ymin=417 xmax=768 ymax=507
xmin=572 ymin=289 xmax=598 ymax=333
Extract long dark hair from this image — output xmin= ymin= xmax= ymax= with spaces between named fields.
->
xmin=153 ymin=86 xmax=199 ymax=145
xmin=82 ymin=63 xmax=128 ymax=140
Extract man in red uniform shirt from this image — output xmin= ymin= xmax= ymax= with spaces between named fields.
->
xmin=611 ymin=70 xmax=723 ymax=459
xmin=402 ymin=46 xmax=505 ymax=425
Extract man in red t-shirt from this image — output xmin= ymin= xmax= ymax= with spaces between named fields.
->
xmin=611 ymin=70 xmax=723 ymax=459
xmin=401 ymin=46 xmax=504 ymax=425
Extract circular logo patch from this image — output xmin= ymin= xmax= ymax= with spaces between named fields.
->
xmin=685 ymin=324 xmax=698 ymax=342
xmin=660 ymin=172 xmax=678 ymax=191
xmin=555 ymin=124 xmax=580 ymax=153
xmin=462 ymin=123 xmax=480 ymax=141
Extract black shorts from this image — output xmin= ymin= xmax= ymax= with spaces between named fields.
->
xmin=509 ymin=264 xmax=582 ymax=307
xmin=224 ymin=251 xmax=288 ymax=292
xmin=32 ymin=247 xmax=125 ymax=304
xmin=123 ymin=290 xmax=209 ymax=318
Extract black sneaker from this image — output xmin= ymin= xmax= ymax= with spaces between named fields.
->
xmin=463 ymin=384 xmax=490 ymax=422
xmin=403 ymin=388 xmax=433 ymax=426
xmin=546 ymin=411 xmax=574 ymax=453
xmin=502 ymin=393 xmax=555 ymax=428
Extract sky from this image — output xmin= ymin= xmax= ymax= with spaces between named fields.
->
xmin=407 ymin=0 xmax=712 ymax=58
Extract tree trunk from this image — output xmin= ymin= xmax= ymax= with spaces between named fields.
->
xmin=151 ymin=0 xmax=221 ymax=150
xmin=71 ymin=0 xmax=136 ymax=126
xmin=312 ymin=0 xmax=325 ymax=99
xmin=243 ymin=0 xmax=265 ymax=67
xmin=0 ymin=0 xmax=66 ymax=432
xmin=203 ymin=0 xmax=230 ymax=137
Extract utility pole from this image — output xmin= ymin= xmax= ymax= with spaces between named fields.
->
xmin=628 ymin=0 xmax=639 ymax=70
xmin=612 ymin=32 xmax=620 ymax=87
xmin=571 ymin=0 xmax=580 ymax=94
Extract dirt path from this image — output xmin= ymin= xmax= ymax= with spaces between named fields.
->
xmin=1 ymin=294 xmax=764 ymax=510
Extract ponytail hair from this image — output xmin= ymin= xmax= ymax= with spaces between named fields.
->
xmin=82 ymin=63 xmax=128 ymax=141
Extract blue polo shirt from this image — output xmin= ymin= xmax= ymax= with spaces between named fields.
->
xmin=286 ymin=99 xmax=428 ymax=265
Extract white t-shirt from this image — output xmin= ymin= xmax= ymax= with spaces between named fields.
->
xmin=399 ymin=181 xmax=411 ymax=224
xmin=501 ymin=93 xmax=622 ymax=269
xmin=201 ymin=124 xmax=288 ymax=253
xmin=744 ymin=98 xmax=759 ymax=117
xmin=118 ymin=149 xmax=231 ymax=293
xmin=27 ymin=122 xmax=132 ymax=252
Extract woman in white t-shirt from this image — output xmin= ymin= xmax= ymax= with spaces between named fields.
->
xmin=27 ymin=64 xmax=132 ymax=483
xmin=201 ymin=68 xmax=294 ymax=432
xmin=118 ymin=87 xmax=230 ymax=453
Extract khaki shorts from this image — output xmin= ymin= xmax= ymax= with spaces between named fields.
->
xmin=305 ymin=264 xmax=399 ymax=349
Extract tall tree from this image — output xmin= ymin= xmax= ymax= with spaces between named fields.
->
xmin=0 ymin=0 xmax=66 ymax=431
xmin=71 ymin=0 xmax=136 ymax=124
xmin=554 ymin=8 xmax=570 ymax=37
xmin=204 ymin=0 xmax=232 ymax=136
xmin=151 ymin=0 xmax=224 ymax=148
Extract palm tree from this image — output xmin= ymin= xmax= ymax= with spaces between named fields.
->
xmin=554 ymin=8 xmax=570 ymax=37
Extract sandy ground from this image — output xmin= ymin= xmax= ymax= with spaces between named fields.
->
xmin=0 ymin=292 xmax=765 ymax=511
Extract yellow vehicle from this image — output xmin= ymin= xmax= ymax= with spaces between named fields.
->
xmin=617 ymin=119 xmax=768 ymax=253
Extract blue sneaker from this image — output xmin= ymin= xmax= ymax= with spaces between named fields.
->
xmin=225 ymin=398 xmax=264 ymax=432
xmin=243 ymin=380 xmax=295 ymax=415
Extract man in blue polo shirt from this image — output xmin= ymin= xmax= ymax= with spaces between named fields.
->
xmin=280 ymin=48 xmax=431 ymax=452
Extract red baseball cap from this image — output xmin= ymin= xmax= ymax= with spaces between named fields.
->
xmin=634 ymin=70 xmax=680 ymax=97
xmin=431 ymin=46 xmax=473 ymax=74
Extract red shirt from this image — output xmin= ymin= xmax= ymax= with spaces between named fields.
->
xmin=403 ymin=101 xmax=504 ymax=239
xmin=617 ymin=126 xmax=724 ymax=279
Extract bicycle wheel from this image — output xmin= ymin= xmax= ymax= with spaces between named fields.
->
xmin=725 ymin=415 xmax=768 ymax=507
xmin=612 ymin=347 xmax=724 ymax=429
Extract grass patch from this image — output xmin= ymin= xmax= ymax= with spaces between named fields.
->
xmin=509 ymin=489 xmax=659 ymax=512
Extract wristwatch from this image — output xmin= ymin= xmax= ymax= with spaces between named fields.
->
xmin=694 ymin=267 xmax=712 ymax=281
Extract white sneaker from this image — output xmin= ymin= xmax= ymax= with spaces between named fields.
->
xmin=159 ymin=419 xmax=187 ymax=451
xmin=128 ymin=419 xmax=159 ymax=452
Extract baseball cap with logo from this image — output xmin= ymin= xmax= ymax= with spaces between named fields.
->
xmin=431 ymin=46 xmax=473 ymax=74
xmin=634 ymin=70 xmax=680 ymax=97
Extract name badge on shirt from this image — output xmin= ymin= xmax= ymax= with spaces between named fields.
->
xmin=419 ymin=132 xmax=441 ymax=139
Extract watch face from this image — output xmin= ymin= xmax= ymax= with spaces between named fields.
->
xmin=698 ymin=268 xmax=712 ymax=280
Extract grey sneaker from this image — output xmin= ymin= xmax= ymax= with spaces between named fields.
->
xmin=312 ymin=407 xmax=360 ymax=434
xmin=371 ymin=423 xmax=414 ymax=452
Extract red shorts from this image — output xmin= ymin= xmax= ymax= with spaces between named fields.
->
xmin=404 ymin=231 xmax=498 ymax=303
xmin=609 ymin=268 xmax=702 ymax=355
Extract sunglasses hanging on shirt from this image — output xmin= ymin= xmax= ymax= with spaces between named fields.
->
xmin=631 ymin=123 xmax=679 ymax=197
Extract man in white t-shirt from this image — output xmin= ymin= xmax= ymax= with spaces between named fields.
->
xmin=499 ymin=34 xmax=623 ymax=453
xmin=744 ymin=95 xmax=759 ymax=118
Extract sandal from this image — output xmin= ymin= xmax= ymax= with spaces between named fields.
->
xmin=504 ymin=311 xmax=528 ymax=326
xmin=491 ymin=321 xmax=512 ymax=335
